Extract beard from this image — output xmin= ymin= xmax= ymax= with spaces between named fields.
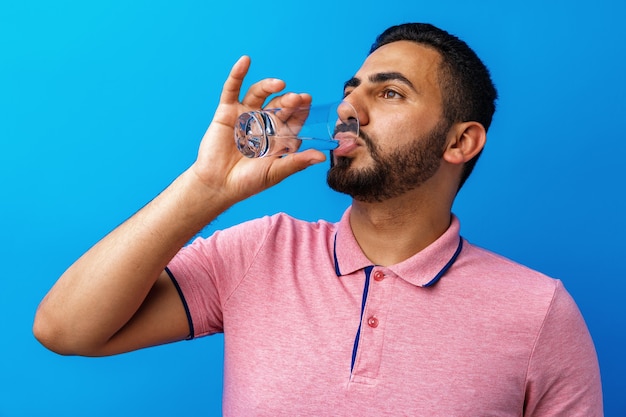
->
xmin=326 ymin=119 xmax=450 ymax=203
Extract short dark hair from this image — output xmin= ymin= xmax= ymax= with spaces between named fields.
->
xmin=370 ymin=23 xmax=498 ymax=189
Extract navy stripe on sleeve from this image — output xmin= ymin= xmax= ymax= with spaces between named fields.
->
xmin=164 ymin=267 xmax=195 ymax=340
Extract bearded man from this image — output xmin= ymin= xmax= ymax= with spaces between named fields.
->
xmin=34 ymin=23 xmax=602 ymax=416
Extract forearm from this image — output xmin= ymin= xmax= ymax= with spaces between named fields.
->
xmin=33 ymin=56 xmax=325 ymax=355
xmin=33 ymin=168 xmax=229 ymax=354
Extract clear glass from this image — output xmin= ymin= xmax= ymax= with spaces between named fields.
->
xmin=234 ymin=101 xmax=359 ymax=158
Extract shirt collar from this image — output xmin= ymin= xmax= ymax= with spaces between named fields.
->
xmin=333 ymin=207 xmax=463 ymax=287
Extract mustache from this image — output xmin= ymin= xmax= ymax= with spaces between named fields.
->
xmin=333 ymin=119 xmax=359 ymax=135
xmin=333 ymin=120 xmax=374 ymax=148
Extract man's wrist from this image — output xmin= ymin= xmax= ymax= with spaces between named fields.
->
xmin=171 ymin=168 xmax=235 ymax=225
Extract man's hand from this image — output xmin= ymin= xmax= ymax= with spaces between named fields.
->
xmin=190 ymin=56 xmax=327 ymax=207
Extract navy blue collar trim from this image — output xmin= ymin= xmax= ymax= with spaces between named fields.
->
xmin=333 ymin=233 xmax=341 ymax=276
xmin=422 ymin=236 xmax=463 ymax=287
xmin=333 ymin=233 xmax=464 ymax=287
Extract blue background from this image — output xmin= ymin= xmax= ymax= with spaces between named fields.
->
xmin=1 ymin=0 xmax=625 ymax=415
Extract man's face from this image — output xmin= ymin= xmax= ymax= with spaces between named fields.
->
xmin=327 ymin=41 xmax=451 ymax=202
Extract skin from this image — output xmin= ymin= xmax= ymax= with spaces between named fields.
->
xmin=32 ymin=41 xmax=486 ymax=356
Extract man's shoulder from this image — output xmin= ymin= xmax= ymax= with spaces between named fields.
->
xmin=245 ymin=212 xmax=338 ymax=232
xmin=449 ymin=240 xmax=575 ymax=336
xmin=223 ymin=212 xmax=339 ymax=244
xmin=458 ymin=239 xmax=559 ymax=293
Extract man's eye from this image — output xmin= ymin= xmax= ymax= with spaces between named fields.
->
xmin=383 ymin=89 xmax=401 ymax=99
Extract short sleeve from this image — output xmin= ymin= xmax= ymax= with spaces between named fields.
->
xmin=524 ymin=280 xmax=603 ymax=416
xmin=166 ymin=215 xmax=276 ymax=338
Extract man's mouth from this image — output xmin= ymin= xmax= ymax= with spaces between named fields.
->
xmin=332 ymin=119 xmax=360 ymax=157
xmin=332 ymin=132 xmax=359 ymax=157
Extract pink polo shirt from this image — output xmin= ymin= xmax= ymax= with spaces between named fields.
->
xmin=167 ymin=208 xmax=602 ymax=416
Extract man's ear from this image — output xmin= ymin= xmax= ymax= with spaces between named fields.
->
xmin=443 ymin=122 xmax=486 ymax=165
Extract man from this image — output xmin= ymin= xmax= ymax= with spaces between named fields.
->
xmin=34 ymin=23 xmax=602 ymax=415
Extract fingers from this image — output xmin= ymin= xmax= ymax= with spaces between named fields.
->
xmin=219 ymin=56 xmax=251 ymax=105
xmin=241 ymin=77 xmax=311 ymax=110
xmin=264 ymin=92 xmax=312 ymax=110
xmin=241 ymin=78 xmax=286 ymax=109
xmin=220 ymin=56 xmax=312 ymax=112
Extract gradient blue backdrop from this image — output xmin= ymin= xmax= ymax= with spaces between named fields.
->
xmin=1 ymin=0 xmax=624 ymax=415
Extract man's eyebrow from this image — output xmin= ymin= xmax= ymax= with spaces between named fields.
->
xmin=343 ymin=72 xmax=417 ymax=92
xmin=343 ymin=77 xmax=360 ymax=90
xmin=370 ymin=72 xmax=417 ymax=91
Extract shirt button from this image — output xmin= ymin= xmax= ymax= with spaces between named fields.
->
xmin=373 ymin=271 xmax=385 ymax=281
xmin=367 ymin=316 xmax=379 ymax=328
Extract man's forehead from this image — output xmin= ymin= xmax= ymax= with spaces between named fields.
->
xmin=351 ymin=41 xmax=442 ymax=85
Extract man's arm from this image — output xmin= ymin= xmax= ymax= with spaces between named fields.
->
xmin=524 ymin=281 xmax=603 ymax=416
xmin=32 ymin=56 xmax=326 ymax=356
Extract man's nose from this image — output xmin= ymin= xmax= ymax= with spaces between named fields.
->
xmin=339 ymin=97 xmax=368 ymax=127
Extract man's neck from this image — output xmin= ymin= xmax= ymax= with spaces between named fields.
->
xmin=349 ymin=191 xmax=452 ymax=266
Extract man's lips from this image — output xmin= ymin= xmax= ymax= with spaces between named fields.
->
xmin=332 ymin=133 xmax=359 ymax=157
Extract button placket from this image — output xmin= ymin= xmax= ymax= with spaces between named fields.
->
xmin=368 ymin=270 xmax=384 ymax=329
xmin=351 ymin=267 xmax=391 ymax=383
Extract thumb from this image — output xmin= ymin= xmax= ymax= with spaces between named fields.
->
xmin=266 ymin=150 xmax=327 ymax=185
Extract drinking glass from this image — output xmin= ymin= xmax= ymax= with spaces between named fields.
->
xmin=234 ymin=101 xmax=359 ymax=158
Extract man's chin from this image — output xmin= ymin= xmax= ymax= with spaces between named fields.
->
xmin=327 ymin=164 xmax=382 ymax=201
